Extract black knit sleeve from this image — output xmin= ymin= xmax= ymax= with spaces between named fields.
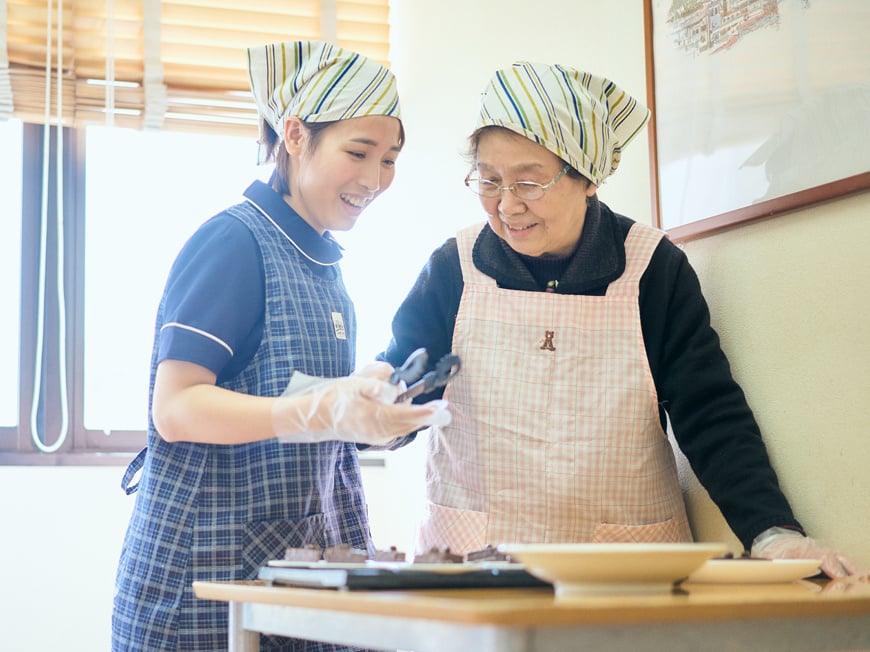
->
xmin=378 ymin=238 xmax=464 ymax=403
xmin=640 ymin=238 xmax=803 ymax=549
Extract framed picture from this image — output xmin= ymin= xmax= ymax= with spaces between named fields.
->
xmin=643 ymin=0 xmax=870 ymax=241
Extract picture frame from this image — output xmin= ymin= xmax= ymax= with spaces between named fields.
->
xmin=643 ymin=0 xmax=870 ymax=241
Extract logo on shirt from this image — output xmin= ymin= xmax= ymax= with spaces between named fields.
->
xmin=331 ymin=311 xmax=347 ymax=340
xmin=540 ymin=330 xmax=556 ymax=351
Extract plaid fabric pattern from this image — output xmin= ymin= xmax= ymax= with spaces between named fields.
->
xmin=112 ymin=200 xmax=371 ymax=652
xmin=420 ymin=221 xmax=691 ymax=554
xmin=477 ymin=62 xmax=649 ymax=186
xmin=417 ymin=500 xmax=488 ymax=555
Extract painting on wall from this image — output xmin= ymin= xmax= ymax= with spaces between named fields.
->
xmin=644 ymin=0 xmax=870 ymax=240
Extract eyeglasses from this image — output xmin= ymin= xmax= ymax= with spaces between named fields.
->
xmin=464 ymin=164 xmax=571 ymax=201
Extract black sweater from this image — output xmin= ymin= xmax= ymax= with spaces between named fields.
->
xmin=380 ymin=195 xmax=803 ymax=550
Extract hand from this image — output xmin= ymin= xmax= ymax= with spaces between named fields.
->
xmin=750 ymin=527 xmax=868 ymax=579
xmin=273 ymin=369 xmax=451 ymax=447
xmin=351 ymin=360 xmax=404 ymax=387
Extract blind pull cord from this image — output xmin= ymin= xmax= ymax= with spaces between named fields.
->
xmin=105 ymin=0 xmax=114 ymax=125
xmin=31 ymin=0 xmax=70 ymax=453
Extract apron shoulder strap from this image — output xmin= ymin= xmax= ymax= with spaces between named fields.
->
xmin=456 ymin=222 xmax=495 ymax=286
xmin=606 ymin=222 xmax=666 ymax=297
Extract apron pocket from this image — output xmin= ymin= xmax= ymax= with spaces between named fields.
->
xmin=242 ymin=513 xmax=327 ymax=570
xmin=591 ymin=517 xmax=686 ymax=543
xmin=417 ymin=502 xmax=488 ymax=556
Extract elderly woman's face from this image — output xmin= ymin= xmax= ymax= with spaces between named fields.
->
xmin=474 ymin=128 xmax=596 ymax=259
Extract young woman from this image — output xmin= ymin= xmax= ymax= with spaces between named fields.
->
xmin=381 ymin=61 xmax=862 ymax=579
xmin=112 ymin=41 xmax=448 ymax=651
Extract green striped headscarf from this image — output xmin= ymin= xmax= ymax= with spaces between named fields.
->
xmin=247 ymin=41 xmax=401 ymax=161
xmin=477 ymin=62 xmax=649 ymax=186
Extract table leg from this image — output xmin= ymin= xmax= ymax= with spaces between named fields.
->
xmin=228 ymin=601 xmax=260 ymax=652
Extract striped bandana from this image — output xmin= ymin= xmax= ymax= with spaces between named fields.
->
xmin=247 ymin=41 xmax=401 ymax=162
xmin=477 ymin=62 xmax=649 ymax=186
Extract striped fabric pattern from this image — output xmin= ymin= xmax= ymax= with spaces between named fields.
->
xmin=477 ymin=62 xmax=650 ymax=186
xmin=247 ymin=40 xmax=400 ymax=147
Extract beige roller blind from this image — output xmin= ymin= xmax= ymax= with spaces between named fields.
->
xmin=3 ymin=0 xmax=391 ymax=135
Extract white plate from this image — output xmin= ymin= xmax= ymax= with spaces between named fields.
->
xmin=687 ymin=558 xmax=821 ymax=584
xmin=499 ymin=542 xmax=728 ymax=596
xmin=266 ymin=559 xmax=519 ymax=574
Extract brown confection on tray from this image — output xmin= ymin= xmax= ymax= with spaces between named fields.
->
xmin=716 ymin=551 xmax=766 ymax=560
xmin=465 ymin=544 xmax=514 ymax=563
xmin=323 ymin=544 xmax=368 ymax=563
xmin=372 ymin=546 xmax=406 ymax=562
xmin=413 ymin=546 xmax=464 ymax=564
xmin=284 ymin=544 xmax=322 ymax=562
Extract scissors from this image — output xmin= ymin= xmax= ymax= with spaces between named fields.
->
xmin=390 ymin=348 xmax=461 ymax=402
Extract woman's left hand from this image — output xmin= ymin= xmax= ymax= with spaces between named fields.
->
xmin=751 ymin=527 xmax=868 ymax=579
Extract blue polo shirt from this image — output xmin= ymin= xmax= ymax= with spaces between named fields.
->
xmin=156 ymin=180 xmax=344 ymax=384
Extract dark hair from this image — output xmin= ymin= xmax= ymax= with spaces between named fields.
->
xmin=465 ymin=125 xmax=587 ymax=184
xmin=261 ymin=119 xmax=332 ymax=196
xmin=262 ymin=117 xmax=407 ymax=197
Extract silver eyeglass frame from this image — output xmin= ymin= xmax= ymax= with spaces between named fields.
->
xmin=464 ymin=164 xmax=571 ymax=200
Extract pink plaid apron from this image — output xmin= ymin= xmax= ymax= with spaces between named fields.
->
xmin=418 ymin=221 xmax=692 ymax=555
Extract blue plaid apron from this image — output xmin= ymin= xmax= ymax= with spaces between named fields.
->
xmin=112 ymin=200 xmax=373 ymax=651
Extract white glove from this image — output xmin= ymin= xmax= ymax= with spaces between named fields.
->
xmin=750 ymin=527 xmax=867 ymax=579
xmin=273 ymin=363 xmax=451 ymax=447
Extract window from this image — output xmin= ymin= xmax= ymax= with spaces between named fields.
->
xmin=82 ymin=126 xmax=269 ymax=434
xmin=1 ymin=121 xmax=408 ymax=464
xmin=0 ymin=0 xmax=396 ymax=465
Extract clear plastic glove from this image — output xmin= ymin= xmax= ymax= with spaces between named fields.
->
xmin=353 ymin=361 xmax=402 ymax=384
xmin=750 ymin=527 xmax=868 ymax=579
xmin=273 ymin=364 xmax=451 ymax=447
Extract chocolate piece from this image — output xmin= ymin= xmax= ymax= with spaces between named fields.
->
xmin=465 ymin=544 xmax=514 ymax=563
xmin=323 ymin=544 xmax=368 ymax=563
xmin=413 ymin=546 xmax=463 ymax=564
xmin=372 ymin=546 xmax=406 ymax=562
xmin=284 ymin=544 xmax=322 ymax=562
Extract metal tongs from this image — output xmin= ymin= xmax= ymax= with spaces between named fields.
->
xmin=389 ymin=348 xmax=461 ymax=403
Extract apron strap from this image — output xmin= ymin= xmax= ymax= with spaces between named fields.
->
xmin=121 ymin=447 xmax=147 ymax=495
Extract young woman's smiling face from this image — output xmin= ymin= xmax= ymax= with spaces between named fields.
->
xmin=283 ymin=115 xmax=403 ymax=233
xmin=474 ymin=127 xmax=596 ymax=258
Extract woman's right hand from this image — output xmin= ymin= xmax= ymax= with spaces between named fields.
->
xmin=273 ymin=370 xmax=451 ymax=446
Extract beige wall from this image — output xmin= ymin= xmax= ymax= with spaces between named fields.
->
xmin=677 ymin=193 xmax=870 ymax=563
xmin=1 ymin=1 xmax=868 ymax=649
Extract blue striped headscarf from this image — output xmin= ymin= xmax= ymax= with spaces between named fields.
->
xmin=247 ymin=41 xmax=401 ymax=161
xmin=477 ymin=62 xmax=649 ymax=186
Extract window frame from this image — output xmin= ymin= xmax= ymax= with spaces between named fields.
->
xmin=1 ymin=0 xmax=395 ymax=466
xmin=0 ymin=123 xmax=146 ymax=466
xmin=0 ymin=123 xmax=388 ymax=467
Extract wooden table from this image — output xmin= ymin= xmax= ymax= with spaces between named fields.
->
xmin=193 ymin=577 xmax=870 ymax=652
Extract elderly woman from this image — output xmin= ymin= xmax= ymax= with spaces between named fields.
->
xmin=381 ymin=61 xmax=862 ymax=578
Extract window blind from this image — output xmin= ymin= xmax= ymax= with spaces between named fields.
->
xmin=2 ymin=0 xmax=391 ymax=135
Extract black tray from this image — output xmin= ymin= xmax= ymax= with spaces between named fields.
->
xmin=258 ymin=563 xmax=551 ymax=591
